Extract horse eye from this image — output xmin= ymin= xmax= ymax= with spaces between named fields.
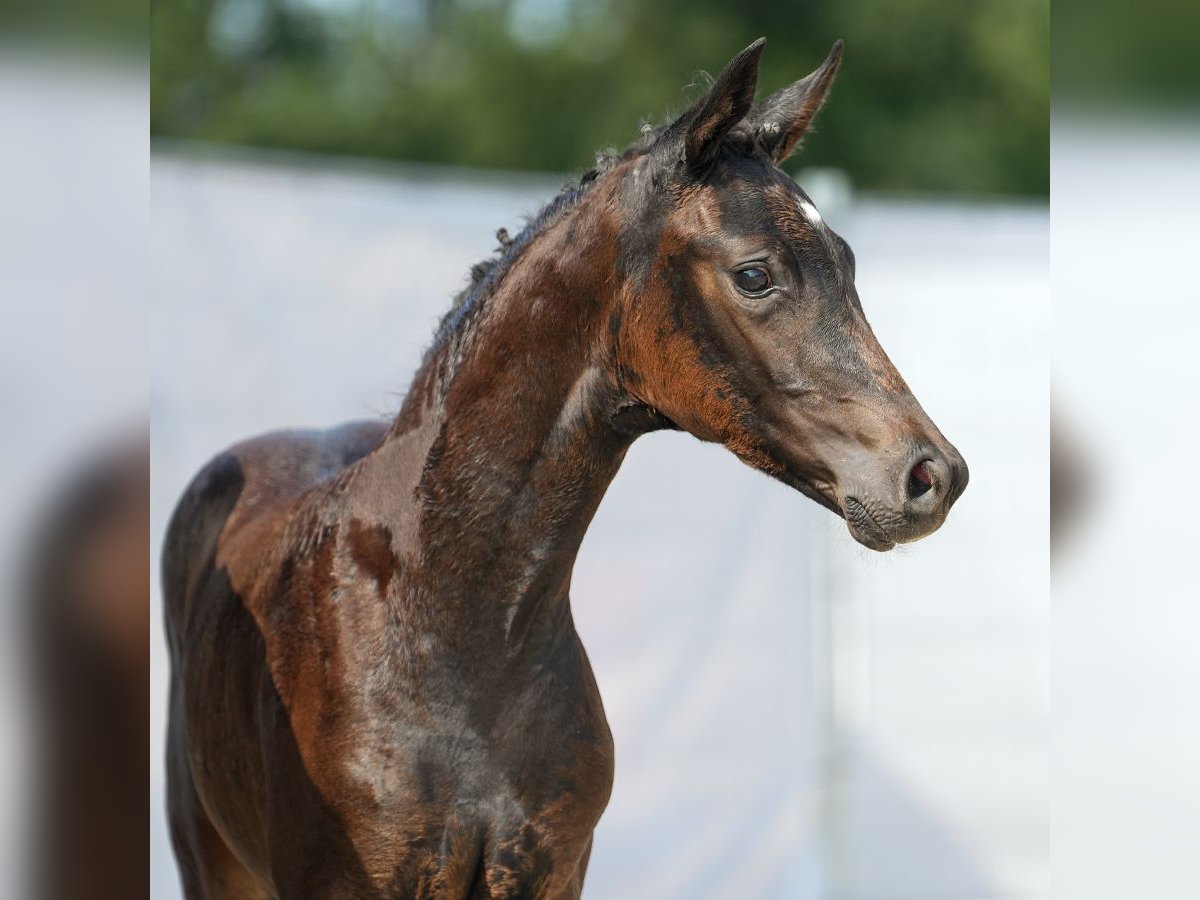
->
xmin=734 ymin=266 xmax=771 ymax=295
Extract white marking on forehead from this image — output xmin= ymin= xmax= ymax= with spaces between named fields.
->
xmin=797 ymin=198 xmax=823 ymax=227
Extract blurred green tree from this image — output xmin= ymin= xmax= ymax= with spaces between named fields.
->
xmin=151 ymin=0 xmax=1048 ymax=196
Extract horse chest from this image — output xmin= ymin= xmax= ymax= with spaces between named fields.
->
xmin=345 ymin=675 xmax=615 ymax=824
xmin=316 ymin=678 xmax=614 ymax=893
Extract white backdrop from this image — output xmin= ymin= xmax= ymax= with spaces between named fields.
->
xmin=150 ymin=149 xmax=1048 ymax=899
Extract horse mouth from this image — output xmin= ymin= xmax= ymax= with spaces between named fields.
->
xmin=842 ymin=496 xmax=897 ymax=552
xmin=778 ymin=469 xmax=896 ymax=552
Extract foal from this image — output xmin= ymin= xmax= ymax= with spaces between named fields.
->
xmin=164 ymin=39 xmax=967 ymax=898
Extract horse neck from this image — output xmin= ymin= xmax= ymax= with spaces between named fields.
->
xmin=349 ymin=181 xmax=637 ymax=649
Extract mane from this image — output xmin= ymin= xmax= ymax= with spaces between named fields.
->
xmin=426 ymin=123 xmax=672 ymax=361
xmin=427 ymin=170 xmax=603 ymax=351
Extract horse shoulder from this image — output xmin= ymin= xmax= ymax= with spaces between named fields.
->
xmin=163 ymin=420 xmax=388 ymax=610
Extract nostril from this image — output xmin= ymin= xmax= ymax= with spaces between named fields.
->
xmin=908 ymin=460 xmax=935 ymax=499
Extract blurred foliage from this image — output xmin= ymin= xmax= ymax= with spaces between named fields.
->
xmin=151 ymin=0 xmax=1048 ymax=196
xmin=1055 ymin=0 xmax=1200 ymax=108
xmin=1 ymin=0 xmax=144 ymax=49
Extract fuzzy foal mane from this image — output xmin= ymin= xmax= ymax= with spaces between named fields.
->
xmin=426 ymin=121 xmax=681 ymax=360
xmin=427 ymin=164 xmax=611 ymax=357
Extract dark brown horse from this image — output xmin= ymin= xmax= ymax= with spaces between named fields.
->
xmin=164 ymin=39 xmax=967 ymax=899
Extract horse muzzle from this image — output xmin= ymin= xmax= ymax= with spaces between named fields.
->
xmin=839 ymin=442 xmax=969 ymax=551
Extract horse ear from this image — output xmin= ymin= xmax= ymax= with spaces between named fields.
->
xmin=683 ymin=38 xmax=766 ymax=174
xmin=747 ymin=40 xmax=843 ymax=164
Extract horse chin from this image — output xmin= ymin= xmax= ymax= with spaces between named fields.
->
xmin=840 ymin=495 xmax=900 ymax=551
xmin=845 ymin=519 xmax=897 ymax=552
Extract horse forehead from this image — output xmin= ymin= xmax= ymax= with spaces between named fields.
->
xmin=663 ymin=170 xmax=829 ymax=245
xmin=755 ymin=180 xmax=831 ymax=242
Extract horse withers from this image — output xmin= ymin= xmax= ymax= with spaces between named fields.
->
xmin=164 ymin=38 xmax=967 ymax=899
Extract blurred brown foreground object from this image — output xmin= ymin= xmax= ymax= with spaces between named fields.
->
xmin=24 ymin=435 xmax=149 ymax=900
xmin=1050 ymin=409 xmax=1089 ymax=558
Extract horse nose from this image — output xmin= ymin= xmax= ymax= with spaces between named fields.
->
xmin=904 ymin=445 xmax=968 ymax=514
